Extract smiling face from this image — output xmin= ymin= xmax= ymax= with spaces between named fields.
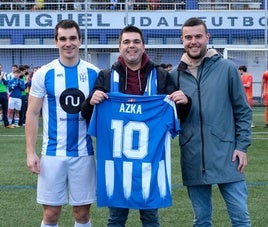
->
xmin=119 ymin=32 xmax=145 ymax=70
xmin=181 ymin=24 xmax=210 ymax=62
xmin=55 ymin=27 xmax=82 ymax=66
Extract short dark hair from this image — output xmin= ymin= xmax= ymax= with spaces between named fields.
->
xmin=54 ymin=19 xmax=81 ymax=41
xmin=238 ymin=65 xmax=247 ymax=72
xmin=119 ymin=25 xmax=145 ymax=45
xmin=19 ymin=65 xmax=26 ymax=71
xmin=13 ymin=69 xmax=21 ymax=74
xmin=166 ymin=63 xmax=172 ymax=67
xmin=182 ymin=17 xmax=208 ymax=34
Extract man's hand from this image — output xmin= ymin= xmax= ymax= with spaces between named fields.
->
xmin=232 ymin=149 xmax=248 ymax=173
xmin=169 ymin=90 xmax=188 ymax=104
xmin=90 ymin=90 xmax=108 ymax=105
xmin=27 ymin=153 xmax=40 ymax=174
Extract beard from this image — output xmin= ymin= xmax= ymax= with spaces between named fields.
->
xmin=186 ymin=46 xmax=207 ymax=60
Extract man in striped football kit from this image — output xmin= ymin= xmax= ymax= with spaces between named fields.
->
xmin=25 ymin=20 xmax=99 ymax=227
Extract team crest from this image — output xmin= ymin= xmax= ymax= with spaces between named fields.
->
xmin=128 ymin=98 xmax=136 ymax=102
xmin=79 ymin=73 xmax=87 ymax=82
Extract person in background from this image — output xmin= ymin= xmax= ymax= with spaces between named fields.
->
xmin=25 ymin=67 xmax=33 ymax=93
xmin=0 ymin=64 xmax=14 ymax=128
xmin=147 ymin=0 xmax=160 ymax=10
xmin=7 ymin=68 xmax=25 ymax=127
xmin=261 ymin=70 xmax=268 ymax=128
xmin=110 ymin=0 xmax=119 ymax=10
xmin=165 ymin=63 xmax=172 ymax=72
xmin=238 ymin=65 xmax=254 ymax=127
xmin=18 ymin=65 xmax=28 ymax=126
xmin=159 ymin=63 xmax=173 ymax=72
xmin=4 ymin=64 xmax=19 ymax=124
xmin=170 ymin=17 xmax=252 ymax=226
xmin=81 ymin=25 xmax=191 ymax=227
xmin=159 ymin=63 xmax=167 ymax=69
xmin=25 ymin=19 xmax=99 ymax=227
xmin=5 ymin=64 xmax=18 ymax=82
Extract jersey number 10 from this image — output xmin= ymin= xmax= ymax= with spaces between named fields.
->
xmin=111 ymin=120 xmax=149 ymax=159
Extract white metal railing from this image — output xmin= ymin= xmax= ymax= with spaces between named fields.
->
xmin=0 ymin=1 xmax=262 ymax=11
xmin=0 ymin=2 xmax=183 ymax=11
xmin=198 ymin=2 xmax=262 ymax=10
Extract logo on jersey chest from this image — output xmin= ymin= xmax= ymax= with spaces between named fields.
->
xmin=119 ymin=103 xmax=142 ymax=114
xmin=60 ymin=88 xmax=85 ymax=114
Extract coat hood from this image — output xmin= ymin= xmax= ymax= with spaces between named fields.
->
xmin=180 ymin=49 xmax=219 ymax=77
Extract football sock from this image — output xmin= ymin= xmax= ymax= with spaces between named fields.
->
xmin=74 ymin=220 xmax=92 ymax=227
xmin=41 ymin=221 xmax=58 ymax=227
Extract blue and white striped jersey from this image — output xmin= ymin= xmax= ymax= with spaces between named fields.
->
xmin=89 ymin=92 xmax=180 ymax=209
xmin=30 ymin=59 xmax=99 ymax=157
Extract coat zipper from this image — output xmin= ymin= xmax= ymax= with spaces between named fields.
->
xmin=197 ymin=63 xmax=206 ymax=173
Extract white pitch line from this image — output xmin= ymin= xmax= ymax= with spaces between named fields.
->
xmin=0 ymin=134 xmax=42 ymax=137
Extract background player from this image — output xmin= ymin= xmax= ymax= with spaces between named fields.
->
xmin=7 ymin=68 xmax=25 ymax=127
xmin=238 ymin=65 xmax=254 ymax=127
xmin=261 ymin=70 xmax=268 ymax=128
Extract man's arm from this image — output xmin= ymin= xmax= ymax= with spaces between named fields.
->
xmin=25 ymin=95 xmax=43 ymax=174
xmin=261 ymin=76 xmax=266 ymax=98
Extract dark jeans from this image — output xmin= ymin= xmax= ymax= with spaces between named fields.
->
xmin=19 ymin=94 xmax=28 ymax=126
xmin=107 ymin=207 xmax=159 ymax=227
xmin=0 ymin=92 xmax=9 ymax=126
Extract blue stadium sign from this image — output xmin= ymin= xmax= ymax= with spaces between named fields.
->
xmin=0 ymin=11 xmax=267 ymax=29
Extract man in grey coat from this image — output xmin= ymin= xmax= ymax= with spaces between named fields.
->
xmin=171 ymin=17 xmax=252 ymax=226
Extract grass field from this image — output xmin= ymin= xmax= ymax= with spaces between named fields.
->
xmin=0 ymin=107 xmax=268 ymax=227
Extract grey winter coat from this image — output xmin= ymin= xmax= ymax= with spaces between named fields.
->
xmin=170 ymin=50 xmax=252 ymax=186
